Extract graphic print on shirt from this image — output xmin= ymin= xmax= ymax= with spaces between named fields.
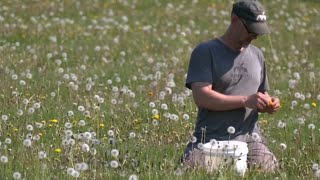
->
xmin=229 ymin=62 xmax=249 ymax=87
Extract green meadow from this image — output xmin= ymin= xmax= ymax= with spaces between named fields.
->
xmin=0 ymin=0 xmax=319 ymax=179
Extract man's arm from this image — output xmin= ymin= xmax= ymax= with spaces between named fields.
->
xmin=191 ymin=82 xmax=270 ymax=111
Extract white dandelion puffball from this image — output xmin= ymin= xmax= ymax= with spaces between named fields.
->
xmin=23 ymin=139 xmax=32 ymax=147
xmin=227 ymin=126 xmax=235 ymax=134
xmin=110 ymin=160 xmax=119 ymax=168
xmin=128 ymin=174 xmax=138 ymax=180
xmin=81 ymin=143 xmax=90 ymax=152
xmin=13 ymin=172 xmax=21 ymax=180
xmin=38 ymin=151 xmax=47 ymax=159
xmin=279 ymin=143 xmax=287 ymax=150
xmin=0 ymin=155 xmax=8 ymax=163
xmin=111 ymin=149 xmax=119 ymax=157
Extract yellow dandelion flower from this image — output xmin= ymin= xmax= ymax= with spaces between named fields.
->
xmin=153 ymin=114 xmax=160 ymax=119
xmin=312 ymin=102 xmax=317 ymax=107
xmin=54 ymin=148 xmax=62 ymax=153
xmin=41 ymin=120 xmax=46 ymax=124
xmin=48 ymin=124 xmax=53 ymax=127
xmin=50 ymin=119 xmax=59 ymax=123
xmin=148 ymin=91 xmax=154 ymax=97
xmin=99 ymin=123 xmax=105 ymax=128
xmin=14 ymin=128 xmax=18 ymax=131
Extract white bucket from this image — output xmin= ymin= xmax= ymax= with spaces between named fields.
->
xmin=203 ymin=140 xmax=248 ymax=176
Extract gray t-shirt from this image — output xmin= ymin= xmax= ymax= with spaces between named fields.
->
xmin=186 ymin=39 xmax=269 ymax=142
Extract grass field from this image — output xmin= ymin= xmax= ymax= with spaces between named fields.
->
xmin=0 ymin=0 xmax=320 ymax=179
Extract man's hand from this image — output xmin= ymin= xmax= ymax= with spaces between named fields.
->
xmin=244 ymin=92 xmax=270 ymax=110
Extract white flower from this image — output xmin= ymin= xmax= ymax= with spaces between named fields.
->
xmin=190 ymin=136 xmax=197 ymax=143
xmin=5 ymin=138 xmax=11 ymax=144
xmin=23 ymin=139 xmax=32 ymax=147
xmin=1 ymin=115 xmax=8 ymax=121
xmin=17 ymin=109 xmax=23 ymax=116
xmin=67 ymin=111 xmax=74 ymax=116
xmin=279 ymin=143 xmax=287 ymax=150
xmin=227 ymin=126 xmax=235 ymax=134
xmin=182 ymin=114 xmax=189 ymax=121
xmin=78 ymin=120 xmax=86 ymax=126
xmin=65 ymin=122 xmax=72 ymax=129
xmin=129 ymin=132 xmax=136 ymax=138
xmin=111 ymin=149 xmax=119 ymax=157
xmin=277 ymin=121 xmax=286 ymax=128
xmin=64 ymin=130 xmax=73 ymax=137
xmin=26 ymin=125 xmax=33 ymax=131
xmin=251 ymin=132 xmax=261 ymax=142
xmin=152 ymin=119 xmax=158 ymax=126
xmin=209 ymin=139 xmax=217 ymax=146
xmin=33 ymin=102 xmax=41 ymax=109
xmin=110 ymin=160 xmax=119 ymax=168
xmin=128 ymin=174 xmax=138 ymax=180
xmin=149 ymin=102 xmax=155 ymax=108
xmin=0 ymin=155 xmax=8 ymax=163
xmin=308 ymin=123 xmax=315 ymax=130
xmin=78 ymin=106 xmax=85 ymax=112
xmin=13 ymin=172 xmax=21 ymax=180
xmin=108 ymin=130 xmax=115 ymax=137
xmin=151 ymin=109 xmax=158 ymax=115
xmin=160 ymin=103 xmax=168 ymax=110
xmin=84 ymin=132 xmax=92 ymax=140
xmin=67 ymin=168 xmax=75 ymax=175
xmin=297 ymin=117 xmax=305 ymax=125
xmin=81 ymin=143 xmax=90 ymax=152
xmin=28 ymin=107 xmax=35 ymax=114
xmin=38 ymin=151 xmax=47 ymax=159
xmin=197 ymin=143 xmax=204 ymax=150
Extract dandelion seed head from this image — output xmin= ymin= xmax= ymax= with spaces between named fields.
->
xmin=182 ymin=114 xmax=189 ymax=121
xmin=279 ymin=143 xmax=287 ymax=150
xmin=308 ymin=123 xmax=315 ymax=130
xmin=0 ymin=155 xmax=8 ymax=163
xmin=128 ymin=174 xmax=138 ymax=180
xmin=81 ymin=143 xmax=90 ymax=152
xmin=110 ymin=160 xmax=119 ymax=168
xmin=190 ymin=136 xmax=197 ymax=143
xmin=67 ymin=111 xmax=74 ymax=116
xmin=149 ymin=102 xmax=156 ymax=108
xmin=227 ymin=126 xmax=235 ymax=134
xmin=108 ymin=130 xmax=115 ymax=137
xmin=197 ymin=143 xmax=204 ymax=150
xmin=111 ymin=149 xmax=119 ymax=157
xmin=13 ymin=172 xmax=21 ymax=180
xmin=26 ymin=124 xmax=33 ymax=131
xmin=65 ymin=122 xmax=72 ymax=129
xmin=38 ymin=151 xmax=47 ymax=159
xmin=129 ymin=132 xmax=136 ymax=138
xmin=5 ymin=138 xmax=11 ymax=144
xmin=23 ymin=139 xmax=32 ymax=147
xmin=1 ymin=114 xmax=8 ymax=121
xmin=78 ymin=105 xmax=85 ymax=112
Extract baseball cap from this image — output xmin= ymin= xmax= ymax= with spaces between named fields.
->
xmin=232 ymin=0 xmax=270 ymax=35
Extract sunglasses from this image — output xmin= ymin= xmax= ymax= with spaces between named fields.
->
xmin=239 ymin=18 xmax=258 ymax=37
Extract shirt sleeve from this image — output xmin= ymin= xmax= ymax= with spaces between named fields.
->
xmin=185 ymin=43 xmax=213 ymax=89
xmin=258 ymin=54 xmax=269 ymax=92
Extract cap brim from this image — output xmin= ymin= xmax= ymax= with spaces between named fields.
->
xmin=246 ymin=21 xmax=270 ymax=35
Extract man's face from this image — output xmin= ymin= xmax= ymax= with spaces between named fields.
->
xmin=238 ymin=18 xmax=258 ymax=48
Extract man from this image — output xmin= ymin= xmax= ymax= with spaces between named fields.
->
xmin=184 ymin=0 xmax=280 ymax=172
